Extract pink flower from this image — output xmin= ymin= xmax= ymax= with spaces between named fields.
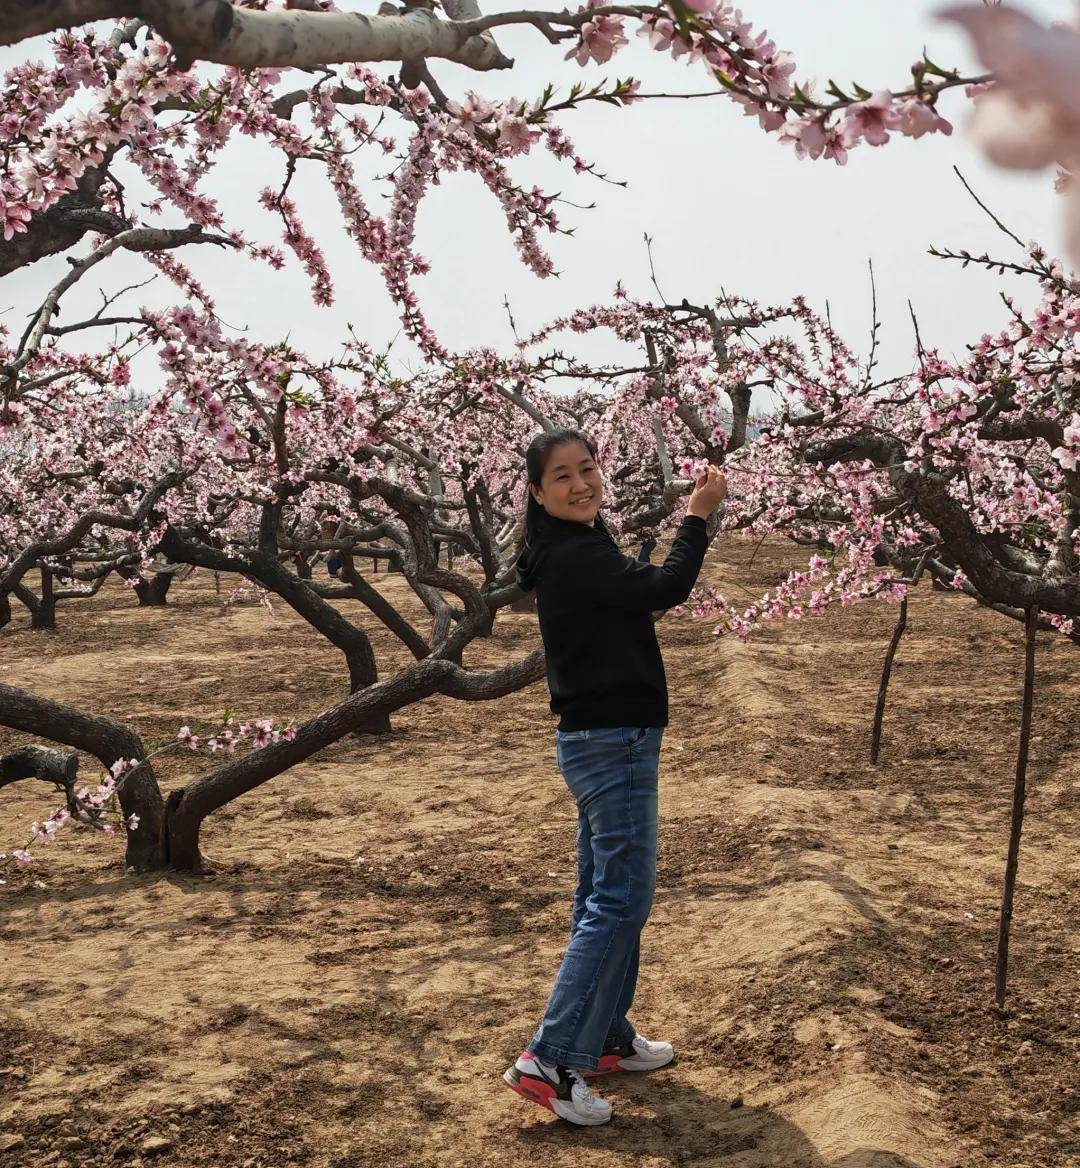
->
xmin=1052 ymin=413 xmax=1080 ymax=470
xmin=446 ymin=92 xmax=493 ymax=127
xmin=1050 ymin=614 xmax=1076 ymax=637
xmin=497 ymin=113 xmax=539 ymax=156
xmin=940 ymin=5 xmax=1080 ymax=117
xmin=682 ymin=0 xmax=717 ymax=11
xmin=895 ymin=98 xmax=953 ymax=140
xmin=780 ymin=117 xmax=848 ymax=164
xmin=841 ymin=90 xmax=901 ymax=147
xmin=638 ymin=17 xmax=674 ymax=52
xmin=760 ymin=51 xmax=797 ymax=99
xmin=966 ymin=90 xmax=1063 ymax=169
xmin=941 ymin=5 xmax=1080 ymax=264
xmin=13 ymin=849 xmax=32 ymax=868
xmin=566 ymin=14 xmax=628 ymax=66
xmin=177 ymin=725 xmax=199 ymax=750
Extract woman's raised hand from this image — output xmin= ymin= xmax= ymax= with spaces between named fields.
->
xmin=687 ymin=465 xmax=727 ymax=519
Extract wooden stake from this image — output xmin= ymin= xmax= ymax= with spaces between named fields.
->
xmin=870 ymin=596 xmax=908 ymax=764
xmin=994 ymin=605 xmax=1038 ymax=1009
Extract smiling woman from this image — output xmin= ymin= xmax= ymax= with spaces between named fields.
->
xmin=508 ymin=427 xmax=726 ymax=1124
xmin=527 ymin=435 xmax=605 ymax=525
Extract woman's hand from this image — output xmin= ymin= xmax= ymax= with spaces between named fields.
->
xmin=687 ymin=465 xmax=727 ymax=519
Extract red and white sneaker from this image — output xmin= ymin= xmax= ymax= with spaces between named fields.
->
xmin=503 ymin=1052 xmax=613 ymax=1126
xmin=585 ymin=1032 xmax=675 ymax=1076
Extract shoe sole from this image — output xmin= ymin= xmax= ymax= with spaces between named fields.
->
xmin=502 ymin=1067 xmax=612 ymax=1126
xmin=583 ymin=1049 xmax=676 ymax=1076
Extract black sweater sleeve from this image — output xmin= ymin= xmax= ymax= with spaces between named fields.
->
xmin=550 ymin=515 xmax=708 ymax=612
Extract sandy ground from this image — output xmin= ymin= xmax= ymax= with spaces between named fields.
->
xmin=0 ymin=537 xmax=1077 ymax=1168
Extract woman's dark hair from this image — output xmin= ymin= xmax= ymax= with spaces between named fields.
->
xmin=519 ymin=428 xmax=600 ymax=553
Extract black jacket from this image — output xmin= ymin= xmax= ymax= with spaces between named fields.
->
xmin=517 ymin=511 xmax=708 ymax=730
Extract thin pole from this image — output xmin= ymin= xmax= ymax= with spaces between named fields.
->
xmin=870 ymin=596 xmax=908 ymax=764
xmin=994 ymin=605 xmax=1038 ymax=1009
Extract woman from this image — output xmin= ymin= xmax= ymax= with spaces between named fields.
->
xmin=503 ymin=427 xmax=726 ymax=1126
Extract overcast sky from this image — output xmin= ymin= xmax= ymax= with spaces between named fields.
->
xmin=2 ymin=1 xmax=1070 ymax=396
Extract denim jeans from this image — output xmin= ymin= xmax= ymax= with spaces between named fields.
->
xmin=528 ymin=725 xmax=663 ymax=1070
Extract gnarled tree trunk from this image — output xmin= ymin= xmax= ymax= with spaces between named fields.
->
xmin=133 ymin=571 xmax=174 ymax=606
xmin=0 ymin=683 xmax=166 ymax=871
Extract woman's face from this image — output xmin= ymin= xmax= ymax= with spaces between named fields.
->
xmin=530 ymin=440 xmax=604 ymax=524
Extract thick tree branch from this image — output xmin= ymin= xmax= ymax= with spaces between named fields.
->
xmin=0 ymin=1 xmax=514 ymax=70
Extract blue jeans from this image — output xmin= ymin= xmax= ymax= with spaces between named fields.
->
xmin=528 ymin=726 xmax=663 ymax=1070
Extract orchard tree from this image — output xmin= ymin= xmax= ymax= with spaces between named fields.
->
xmin=0 ymin=272 xmax=832 ymax=871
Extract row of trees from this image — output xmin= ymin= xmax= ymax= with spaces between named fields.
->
xmin=1 ymin=1 xmax=1077 ymax=1004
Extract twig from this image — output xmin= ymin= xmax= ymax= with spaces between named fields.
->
xmin=952 ymin=165 xmax=1025 ymax=250
xmin=644 ymin=232 xmax=667 ymax=304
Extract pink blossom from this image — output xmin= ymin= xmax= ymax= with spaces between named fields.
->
xmin=638 ymin=17 xmax=675 ymax=53
xmin=895 ymin=98 xmax=953 ymax=140
xmin=941 ymin=5 xmax=1080 ymax=264
xmin=682 ymin=0 xmax=718 ymax=11
xmin=13 ymin=849 xmax=32 ymax=868
xmin=1052 ymin=413 xmax=1080 ymax=470
xmin=841 ymin=90 xmax=901 ymax=147
xmin=966 ymin=91 xmax=1064 ymax=170
xmin=940 ymin=5 xmax=1080 ymax=117
xmin=759 ymin=51 xmax=797 ymax=99
xmin=446 ymin=92 xmax=494 ymax=127
xmin=780 ymin=117 xmax=848 ymax=165
xmin=566 ymin=14 xmax=628 ymax=66
xmin=1050 ymin=614 xmax=1075 ymax=637
xmin=497 ymin=113 xmax=539 ymax=156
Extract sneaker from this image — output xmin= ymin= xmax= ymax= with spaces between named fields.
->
xmin=503 ymin=1051 xmax=613 ymax=1126
xmin=586 ymin=1032 xmax=675 ymax=1076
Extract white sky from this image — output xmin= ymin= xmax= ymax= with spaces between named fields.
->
xmin=1 ymin=1 xmax=1071 ymax=396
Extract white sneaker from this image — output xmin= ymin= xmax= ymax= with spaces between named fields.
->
xmin=503 ymin=1051 xmax=613 ymax=1125
xmin=586 ymin=1031 xmax=675 ymax=1075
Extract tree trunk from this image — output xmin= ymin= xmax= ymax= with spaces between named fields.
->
xmin=134 ymin=571 xmax=174 ymax=606
xmin=339 ymin=553 xmax=429 ymax=661
xmin=156 ymin=651 xmax=544 ymax=872
xmin=158 ymin=658 xmax=456 ymax=870
xmin=347 ymin=653 xmax=391 ymax=733
xmin=31 ymin=568 xmax=56 ymax=630
xmin=0 ymin=591 xmax=10 ymax=629
xmin=0 ymin=682 xmax=166 ymax=871
xmin=162 ymin=787 xmax=204 ymax=872
xmin=510 ymin=591 xmax=537 ymax=614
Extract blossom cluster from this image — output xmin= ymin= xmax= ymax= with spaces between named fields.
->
xmin=176 ymin=716 xmax=299 ymax=754
xmin=560 ymin=1 xmax=957 ymax=167
xmin=2 ymin=759 xmax=143 ymax=873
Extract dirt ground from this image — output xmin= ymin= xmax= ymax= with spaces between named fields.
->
xmin=1 ymin=537 xmax=1077 ymax=1168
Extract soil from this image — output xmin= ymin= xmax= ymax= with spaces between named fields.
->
xmin=1 ymin=538 xmax=1077 ymax=1168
